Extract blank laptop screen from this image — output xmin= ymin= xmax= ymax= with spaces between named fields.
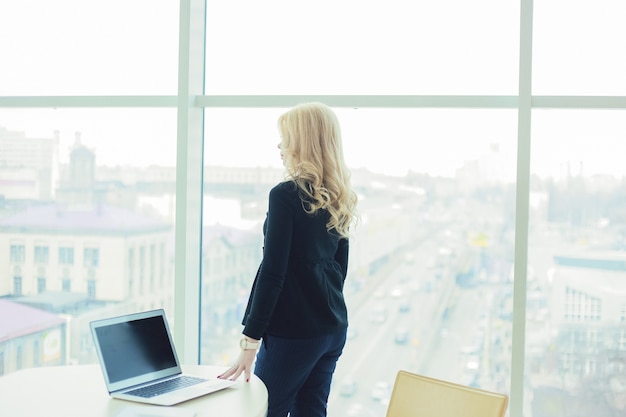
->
xmin=94 ymin=315 xmax=178 ymax=384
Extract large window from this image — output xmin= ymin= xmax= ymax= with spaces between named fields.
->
xmin=0 ymin=0 xmax=179 ymax=95
xmin=205 ymin=0 xmax=519 ymax=95
xmin=533 ymin=0 xmax=626 ymax=95
xmin=1 ymin=1 xmax=626 ymax=416
xmin=526 ymin=110 xmax=626 ymax=417
xmin=0 ymin=108 xmax=177 ymax=370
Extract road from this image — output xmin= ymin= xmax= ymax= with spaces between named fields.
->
xmin=327 ymin=240 xmax=506 ymax=417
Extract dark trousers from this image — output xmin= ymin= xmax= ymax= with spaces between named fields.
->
xmin=254 ymin=328 xmax=347 ymax=417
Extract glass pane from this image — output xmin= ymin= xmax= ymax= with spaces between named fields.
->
xmin=527 ymin=110 xmax=626 ymax=417
xmin=200 ymin=107 xmax=517 ymax=416
xmin=205 ymin=1 xmax=520 ymax=95
xmin=0 ymin=1 xmax=179 ymax=95
xmin=0 ymin=109 xmax=177 ymax=374
xmin=533 ymin=0 xmax=626 ymax=95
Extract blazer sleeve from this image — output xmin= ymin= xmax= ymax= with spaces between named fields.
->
xmin=334 ymin=237 xmax=349 ymax=280
xmin=242 ymin=185 xmax=294 ymax=339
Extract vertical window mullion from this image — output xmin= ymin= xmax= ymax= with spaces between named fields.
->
xmin=173 ymin=0 xmax=207 ymax=364
xmin=511 ymin=1 xmax=534 ymax=416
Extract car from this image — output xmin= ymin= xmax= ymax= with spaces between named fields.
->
xmin=339 ymin=378 xmax=357 ymax=397
xmin=369 ymin=304 xmax=388 ymax=324
xmin=466 ymin=355 xmax=481 ymax=371
xmin=389 ymin=286 xmax=404 ymax=298
xmin=347 ymin=325 xmax=359 ymax=340
xmin=398 ymin=299 xmax=411 ymax=313
xmin=460 ymin=344 xmax=481 ymax=355
xmin=370 ymin=380 xmax=391 ymax=402
xmin=394 ymin=327 xmax=409 ymax=344
xmin=346 ymin=403 xmax=376 ymax=417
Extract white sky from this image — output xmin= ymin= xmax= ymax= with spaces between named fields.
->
xmin=1 ymin=1 xmax=625 ymax=180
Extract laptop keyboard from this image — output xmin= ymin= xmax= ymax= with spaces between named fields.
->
xmin=126 ymin=376 xmax=207 ymax=398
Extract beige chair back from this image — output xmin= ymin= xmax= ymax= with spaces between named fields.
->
xmin=385 ymin=370 xmax=509 ymax=417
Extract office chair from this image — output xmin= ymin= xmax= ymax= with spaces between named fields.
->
xmin=385 ymin=370 xmax=509 ymax=417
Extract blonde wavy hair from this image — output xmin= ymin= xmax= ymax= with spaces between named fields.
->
xmin=278 ymin=102 xmax=358 ymax=239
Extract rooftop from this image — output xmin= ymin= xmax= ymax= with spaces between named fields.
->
xmin=0 ymin=299 xmax=65 ymax=343
xmin=0 ymin=203 xmax=170 ymax=234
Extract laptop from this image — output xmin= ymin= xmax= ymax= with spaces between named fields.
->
xmin=90 ymin=309 xmax=237 ymax=406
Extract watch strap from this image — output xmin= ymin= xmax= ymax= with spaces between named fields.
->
xmin=240 ymin=338 xmax=260 ymax=350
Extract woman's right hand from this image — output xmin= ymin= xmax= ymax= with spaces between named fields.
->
xmin=218 ymin=345 xmax=258 ymax=382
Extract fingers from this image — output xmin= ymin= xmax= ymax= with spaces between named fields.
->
xmin=218 ymin=349 xmax=257 ymax=382
xmin=229 ymin=368 xmax=244 ymax=381
xmin=218 ymin=365 xmax=240 ymax=380
xmin=219 ymin=365 xmax=251 ymax=382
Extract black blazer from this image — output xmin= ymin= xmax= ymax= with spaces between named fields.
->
xmin=242 ymin=181 xmax=349 ymax=339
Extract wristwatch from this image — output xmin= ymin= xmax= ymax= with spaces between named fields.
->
xmin=240 ymin=337 xmax=260 ymax=350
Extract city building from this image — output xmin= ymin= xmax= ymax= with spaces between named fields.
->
xmin=0 ymin=127 xmax=59 ymax=201
xmin=0 ymin=299 xmax=66 ymax=375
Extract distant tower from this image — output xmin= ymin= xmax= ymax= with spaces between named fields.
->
xmin=56 ymin=132 xmax=98 ymax=208
xmin=68 ymin=132 xmax=95 ymax=188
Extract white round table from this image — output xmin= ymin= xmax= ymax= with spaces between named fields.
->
xmin=0 ymin=364 xmax=268 ymax=417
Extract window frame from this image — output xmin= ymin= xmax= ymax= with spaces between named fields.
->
xmin=1 ymin=1 xmax=626 ymax=416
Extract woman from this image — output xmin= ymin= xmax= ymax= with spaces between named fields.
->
xmin=219 ymin=102 xmax=358 ymax=416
